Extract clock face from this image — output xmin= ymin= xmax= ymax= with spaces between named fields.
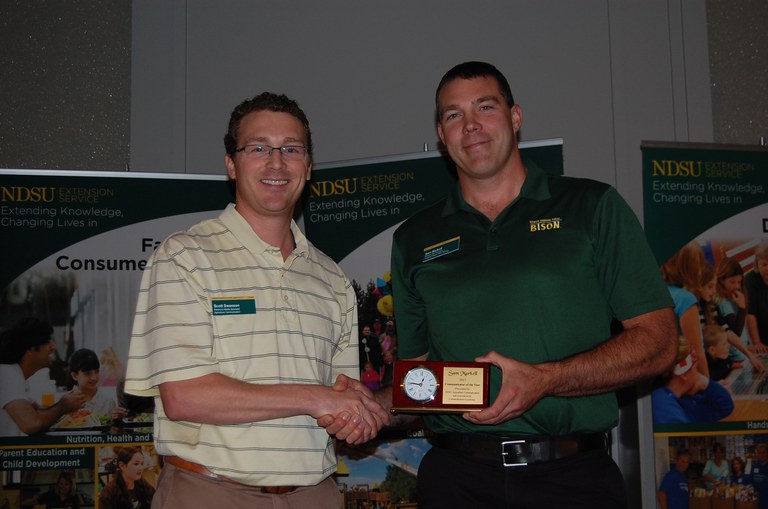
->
xmin=403 ymin=366 xmax=439 ymax=402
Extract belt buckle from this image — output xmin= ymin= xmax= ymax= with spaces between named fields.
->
xmin=501 ymin=439 xmax=528 ymax=467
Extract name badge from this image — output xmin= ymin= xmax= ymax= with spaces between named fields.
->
xmin=423 ymin=236 xmax=460 ymax=262
xmin=212 ymin=297 xmax=256 ymax=316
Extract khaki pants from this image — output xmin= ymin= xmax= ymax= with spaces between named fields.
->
xmin=151 ymin=462 xmax=341 ymax=509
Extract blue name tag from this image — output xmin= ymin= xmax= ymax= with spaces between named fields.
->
xmin=212 ymin=297 xmax=256 ymax=316
xmin=423 ymin=236 xmax=460 ymax=262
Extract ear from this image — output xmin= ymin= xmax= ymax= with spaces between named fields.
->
xmin=225 ymin=154 xmax=236 ymax=180
xmin=511 ymin=104 xmax=523 ymax=134
xmin=437 ymin=123 xmax=445 ymax=145
xmin=305 ymin=162 xmax=313 ymax=181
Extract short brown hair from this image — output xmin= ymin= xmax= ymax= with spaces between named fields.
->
xmin=223 ymin=92 xmax=312 ymax=158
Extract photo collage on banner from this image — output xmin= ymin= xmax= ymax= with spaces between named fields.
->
xmin=643 ymin=142 xmax=768 ymax=509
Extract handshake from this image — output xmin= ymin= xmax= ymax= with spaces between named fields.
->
xmin=315 ymin=374 xmax=392 ymax=446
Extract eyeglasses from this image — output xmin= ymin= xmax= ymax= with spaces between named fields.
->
xmin=235 ymin=143 xmax=308 ymax=161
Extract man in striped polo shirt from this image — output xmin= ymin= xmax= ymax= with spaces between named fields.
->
xmin=125 ymin=92 xmax=389 ymax=508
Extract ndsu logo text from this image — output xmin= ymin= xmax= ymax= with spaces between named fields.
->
xmin=651 ymin=159 xmax=702 ymax=178
xmin=309 ymin=178 xmax=358 ymax=197
xmin=1 ymin=186 xmax=56 ymax=203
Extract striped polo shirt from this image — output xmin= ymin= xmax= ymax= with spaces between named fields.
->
xmin=125 ymin=203 xmax=359 ymax=486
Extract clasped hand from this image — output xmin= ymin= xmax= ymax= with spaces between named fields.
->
xmin=316 ymin=374 xmax=390 ymax=445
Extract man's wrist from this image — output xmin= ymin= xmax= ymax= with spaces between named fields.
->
xmin=374 ymin=386 xmax=392 ymax=413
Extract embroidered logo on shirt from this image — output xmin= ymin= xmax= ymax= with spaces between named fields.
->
xmin=422 ymin=236 xmax=460 ymax=262
xmin=529 ymin=218 xmax=562 ymax=232
xmin=212 ymin=297 xmax=256 ymax=316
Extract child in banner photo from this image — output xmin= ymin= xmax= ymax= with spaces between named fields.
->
xmin=651 ymin=335 xmax=734 ymax=424
xmin=716 ymin=256 xmax=750 ymax=366
xmin=716 ymin=257 xmax=749 ymax=337
xmin=99 ymin=446 xmax=156 ymax=509
xmin=703 ymin=324 xmax=740 ymax=382
xmin=661 ymin=241 xmax=710 ymax=377
xmin=54 ymin=348 xmax=127 ymax=429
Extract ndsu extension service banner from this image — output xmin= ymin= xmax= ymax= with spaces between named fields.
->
xmin=642 ymin=141 xmax=768 ymax=505
xmin=644 ymin=141 xmax=767 ymax=267
xmin=1 ymin=169 xmax=233 ymax=509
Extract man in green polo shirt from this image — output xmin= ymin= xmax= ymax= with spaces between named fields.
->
xmin=387 ymin=62 xmax=676 ymax=508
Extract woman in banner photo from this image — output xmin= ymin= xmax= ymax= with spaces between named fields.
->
xmin=702 ymin=442 xmax=730 ymax=491
xmin=99 ymin=446 xmax=155 ymax=509
xmin=29 ymin=470 xmax=83 ymax=509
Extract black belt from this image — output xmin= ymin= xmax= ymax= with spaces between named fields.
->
xmin=431 ymin=432 xmax=609 ymax=468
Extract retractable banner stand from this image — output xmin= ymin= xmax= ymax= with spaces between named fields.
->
xmin=642 ymin=142 xmax=768 ymax=507
xmin=303 ymin=140 xmax=563 ymax=506
xmin=0 ymin=169 xmax=232 ymax=509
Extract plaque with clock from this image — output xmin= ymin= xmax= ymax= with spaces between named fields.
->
xmin=390 ymin=360 xmax=490 ymax=413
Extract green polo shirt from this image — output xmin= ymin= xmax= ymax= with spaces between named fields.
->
xmin=391 ymin=164 xmax=672 ymax=436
